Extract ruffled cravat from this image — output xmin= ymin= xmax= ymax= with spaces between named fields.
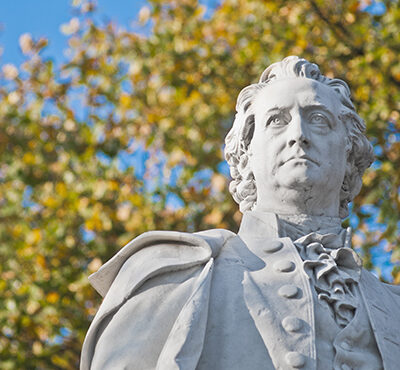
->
xmin=294 ymin=231 xmax=362 ymax=328
xmin=277 ymin=214 xmax=363 ymax=328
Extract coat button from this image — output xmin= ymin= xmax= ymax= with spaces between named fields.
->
xmin=278 ymin=284 xmax=299 ymax=298
xmin=282 ymin=316 xmax=303 ymax=332
xmin=285 ymin=352 xmax=306 ymax=368
xmin=273 ymin=260 xmax=295 ymax=272
xmin=264 ymin=241 xmax=283 ymax=253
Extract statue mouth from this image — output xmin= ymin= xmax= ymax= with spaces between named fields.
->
xmin=282 ymin=155 xmax=320 ymax=167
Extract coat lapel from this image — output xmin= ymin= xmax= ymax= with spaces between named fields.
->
xmin=360 ymin=269 xmax=400 ymax=370
xmin=242 ymin=236 xmax=317 ymax=370
xmin=156 ymin=259 xmax=215 ymax=370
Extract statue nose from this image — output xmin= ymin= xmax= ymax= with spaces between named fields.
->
xmin=288 ymin=134 xmax=309 ymax=147
xmin=287 ymin=117 xmax=310 ymax=147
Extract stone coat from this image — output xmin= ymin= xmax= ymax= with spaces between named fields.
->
xmin=81 ymin=213 xmax=400 ymax=370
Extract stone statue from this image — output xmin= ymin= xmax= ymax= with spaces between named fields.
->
xmin=80 ymin=56 xmax=400 ymax=370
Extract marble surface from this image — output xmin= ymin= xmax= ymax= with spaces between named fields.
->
xmin=81 ymin=57 xmax=400 ymax=370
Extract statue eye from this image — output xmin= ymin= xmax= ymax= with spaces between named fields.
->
xmin=309 ymin=112 xmax=329 ymax=126
xmin=267 ymin=114 xmax=287 ymax=126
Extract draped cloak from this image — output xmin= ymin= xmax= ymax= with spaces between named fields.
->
xmin=81 ymin=212 xmax=400 ymax=370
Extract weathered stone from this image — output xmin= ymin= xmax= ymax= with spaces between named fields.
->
xmin=81 ymin=56 xmax=400 ymax=370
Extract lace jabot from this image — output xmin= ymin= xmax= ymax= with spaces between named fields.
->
xmin=278 ymin=214 xmax=362 ymax=328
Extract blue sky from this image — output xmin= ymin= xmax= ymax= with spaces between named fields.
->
xmin=0 ymin=0 xmax=395 ymax=281
xmin=0 ymin=0 xmax=387 ymax=66
xmin=0 ymin=0 xmax=147 ymax=65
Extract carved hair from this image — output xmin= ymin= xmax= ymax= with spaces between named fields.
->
xmin=224 ymin=56 xmax=374 ymax=218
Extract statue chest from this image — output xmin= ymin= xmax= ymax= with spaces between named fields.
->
xmin=199 ymin=236 xmax=381 ymax=370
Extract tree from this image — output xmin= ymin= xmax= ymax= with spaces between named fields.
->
xmin=1 ymin=0 xmax=399 ymax=367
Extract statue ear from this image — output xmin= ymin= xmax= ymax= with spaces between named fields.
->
xmin=345 ymin=136 xmax=352 ymax=155
xmin=339 ymin=155 xmax=356 ymax=218
xmin=241 ymin=115 xmax=255 ymax=151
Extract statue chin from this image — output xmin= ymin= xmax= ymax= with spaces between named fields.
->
xmin=273 ymin=173 xmax=319 ymax=195
xmin=256 ymin=175 xmax=339 ymax=217
xmin=279 ymin=162 xmax=321 ymax=183
xmin=277 ymin=166 xmax=338 ymax=195
xmin=284 ymin=175 xmax=315 ymax=189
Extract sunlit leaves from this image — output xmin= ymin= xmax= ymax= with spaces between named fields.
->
xmin=1 ymin=0 xmax=400 ymax=368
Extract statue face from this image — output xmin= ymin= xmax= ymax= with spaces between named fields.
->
xmin=249 ymin=78 xmax=350 ymax=216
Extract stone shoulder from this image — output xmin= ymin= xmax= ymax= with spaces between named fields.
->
xmin=89 ymin=228 xmax=237 ymax=297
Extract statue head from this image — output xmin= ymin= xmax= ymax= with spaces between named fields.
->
xmin=224 ymin=56 xmax=374 ymax=218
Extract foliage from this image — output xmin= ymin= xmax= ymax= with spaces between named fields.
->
xmin=0 ymin=0 xmax=399 ymax=367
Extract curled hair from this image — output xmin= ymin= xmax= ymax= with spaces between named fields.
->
xmin=224 ymin=56 xmax=374 ymax=218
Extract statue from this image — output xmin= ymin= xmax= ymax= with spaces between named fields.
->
xmin=80 ymin=56 xmax=400 ymax=370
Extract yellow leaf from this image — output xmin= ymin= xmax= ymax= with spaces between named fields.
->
xmin=60 ymin=18 xmax=80 ymax=35
xmin=65 ymin=235 xmax=75 ymax=248
xmin=394 ymin=271 xmax=400 ymax=285
xmin=88 ymin=257 xmax=102 ymax=273
xmin=382 ymin=162 xmax=393 ymax=173
xmin=55 ymin=182 xmax=67 ymax=197
xmin=27 ymin=301 xmax=40 ymax=315
xmin=296 ymin=39 xmax=307 ymax=50
xmin=46 ymin=292 xmax=59 ymax=304
xmin=204 ymin=209 xmax=223 ymax=225
xmin=43 ymin=196 xmax=57 ymax=208
xmin=139 ymin=6 xmax=151 ymax=24
xmin=19 ymin=33 xmax=33 ymax=54
xmin=119 ymin=93 xmax=132 ymax=108
xmin=36 ymin=254 xmax=46 ymax=268
xmin=26 ymin=229 xmax=42 ymax=244
xmin=108 ymin=180 xmax=119 ymax=191
xmin=12 ymin=224 xmax=23 ymax=237
xmin=117 ymin=203 xmax=131 ymax=221
xmin=23 ymin=152 xmax=36 ymax=165
xmin=32 ymin=341 xmax=43 ymax=355
xmin=211 ymin=174 xmax=227 ymax=192
xmin=2 ymin=63 xmax=18 ymax=79
xmin=7 ymin=91 xmax=20 ymax=104
xmin=125 ymin=212 xmax=143 ymax=232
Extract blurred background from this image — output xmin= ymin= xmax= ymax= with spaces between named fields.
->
xmin=0 ymin=0 xmax=399 ymax=368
